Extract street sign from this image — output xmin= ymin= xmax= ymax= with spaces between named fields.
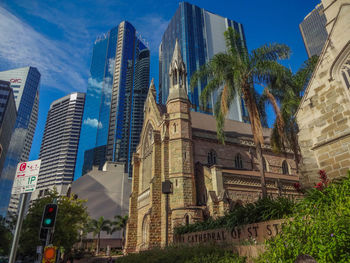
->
xmin=36 ymin=246 xmax=42 ymax=254
xmin=42 ymin=246 xmax=57 ymax=263
xmin=12 ymin=160 xmax=41 ymax=194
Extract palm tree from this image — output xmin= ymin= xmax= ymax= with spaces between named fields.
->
xmin=190 ymin=27 xmax=290 ymax=198
xmin=109 ymin=215 xmax=128 ymax=250
xmin=269 ymin=56 xmax=318 ymax=172
xmin=88 ymin=216 xmax=111 ymax=255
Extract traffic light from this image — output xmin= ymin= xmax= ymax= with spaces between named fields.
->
xmin=39 ymin=227 xmax=48 ymax=240
xmin=42 ymin=246 xmax=57 ymax=263
xmin=41 ymin=204 xmax=58 ymax=229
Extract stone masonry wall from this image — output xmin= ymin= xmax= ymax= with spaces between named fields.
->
xmin=296 ymin=2 xmax=350 ymax=186
xmin=192 ymin=137 xmax=297 ymax=175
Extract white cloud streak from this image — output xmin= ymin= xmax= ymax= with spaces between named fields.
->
xmin=0 ymin=3 xmax=170 ymax=94
xmin=83 ymin=118 xmax=103 ymax=128
xmin=0 ymin=6 xmax=87 ymax=93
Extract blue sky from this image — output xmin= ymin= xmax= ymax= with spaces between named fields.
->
xmin=0 ymin=0 xmax=319 ymax=161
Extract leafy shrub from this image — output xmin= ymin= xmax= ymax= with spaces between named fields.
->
xmin=257 ymin=171 xmax=350 ymax=263
xmin=174 ymin=197 xmax=295 ymax=235
xmin=116 ymin=245 xmax=245 ymax=263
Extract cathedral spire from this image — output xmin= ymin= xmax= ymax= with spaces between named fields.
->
xmin=167 ymin=39 xmax=188 ymax=103
xmin=149 ymin=78 xmax=156 ymax=97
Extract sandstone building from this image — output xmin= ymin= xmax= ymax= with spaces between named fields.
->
xmin=125 ymin=41 xmax=300 ymax=252
xmin=296 ymin=0 xmax=350 ymax=186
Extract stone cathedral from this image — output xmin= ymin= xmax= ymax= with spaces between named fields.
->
xmin=125 ymin=40 xmax=300 ymax=252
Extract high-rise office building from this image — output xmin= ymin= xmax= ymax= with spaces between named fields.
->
xmin=159 ymin=2 xmax=248 ymax=121
xmin=0 ymin=66 xmax=40 ymax=216
xmin=0 ymin=80 xmax=17 ymax=177
xmin=106 ymin=21 xmax=150 ymax=177
xmin=75 ymin=22 xmax=150 ymax=180
xmin=31 ymin=93 xmax=85 ymax=200
xmin=74 ymin=27 xmax=118 ymax=180
xmin=299 ymin=3 xmax=328 ymax=58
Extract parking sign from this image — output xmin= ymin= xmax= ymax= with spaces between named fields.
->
xmin=12 ymin=160 xmax=41 ymax=194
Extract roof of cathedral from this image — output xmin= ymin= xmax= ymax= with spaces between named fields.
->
xmin=190 ymin=111 xmax=271 ymax=141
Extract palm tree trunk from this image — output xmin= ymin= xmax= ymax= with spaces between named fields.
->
xmin=264 ymin=87 xmax=285 ymax=140
xmin=242 ymin=83 xmax=267 ymax=198
xmin=256 ymin=142 xmax=268 ymax=198
xmin=122 ymin=228 xmax=125 ymax=250
xmin=96 ymin=232 xmax=100 ymax=255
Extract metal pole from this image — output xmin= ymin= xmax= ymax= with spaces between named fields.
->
xmin=9 ymin=193 xmax=28 ymax=263
xmin=165 ymin=193 xmax=169 ymax=246
xmin=45 ymin=228 xmax=52 ymax=246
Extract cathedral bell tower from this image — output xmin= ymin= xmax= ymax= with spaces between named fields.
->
xmin=166 ymin=39 xmax=198 ymax=228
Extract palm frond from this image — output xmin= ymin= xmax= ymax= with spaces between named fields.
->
xmin=293 ymin=55 xmax=318 ymax=93
xmin=250 ymin=43 xmax=290 ymax=66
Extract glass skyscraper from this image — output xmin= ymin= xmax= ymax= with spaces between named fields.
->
xmin=0 ymin=66 xmax=40 ymax=216
xmin=159 ymin=2 xmax=248 ymax=121
xmin=299 ymin=3 xmax=328 ymax=58
xmin=0 ymin=81 xmax=17 ymax=178
xmin=75 ymin=21 xmax=150 ymax=179
xmin=74 ymin=27 xmax=118 ymax=180
xmin=106 ymin=21 xmax=150 ymax=177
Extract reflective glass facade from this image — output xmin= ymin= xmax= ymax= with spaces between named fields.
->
xmin=0 ymin=81 xmax=16 ymax=178
xmin=74 ymin=27 xmax=118 ymax=180
xmin=159 ymin=2 xmax=248 ymax=121
xmin=299 ymin=3 xmax=328 ymax=58
xmin=106 ymin=21 xmax=150 ymax=177
xmin=0 ymin=66 xmax=40 ymax=216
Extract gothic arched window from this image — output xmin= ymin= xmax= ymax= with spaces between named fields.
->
xmin=234 ymin=153 xmax=243 ymax=169
xmin=185 ymin=215 xmax=190 ymax=226
xmin=282 ymin=160 xmax=290 ymax=175
xmin=207 ymin=150 xmax=217 ymax=166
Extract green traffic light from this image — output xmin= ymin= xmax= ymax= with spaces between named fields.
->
xmin=44 ymin=218 xmax=52 ymax=225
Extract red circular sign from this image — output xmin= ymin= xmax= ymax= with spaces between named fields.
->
xmin=44 ymin=247 xmax=55 ymax=259
xmin=19 ymin=163 xmax=26 ymax=171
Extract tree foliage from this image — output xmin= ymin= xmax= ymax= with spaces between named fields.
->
xmin=18 ymin=190 xmax=89 ymax=258
xmin=0 ymin=216 xmax=12 ymax=256
xmin=117 ymin=244 xmax=245 ymax=263
xmin=257 ymin=171 xmax=350 ymax=263
xmin=190 ymin=27 xmax=290 ymax=198
xmin=268 ymin=56 xmax=318 ymax=170
xmin=174 ymin=197 xmax=295 ymax=235
xmin=88 ymin=216 xmax=111 ymax=254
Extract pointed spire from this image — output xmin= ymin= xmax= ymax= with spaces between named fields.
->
xmin=148 ymin=78 xmax=156 ymax=98
xmin=147 ymin=78 xmax=157 ymax=98
xmin=171 ymin=39 xmax=183 ymax=66
xmin=169 ymin=39 xmax=185 ymax=74
xmin=167 ymin=39 xmax=188 ymax=103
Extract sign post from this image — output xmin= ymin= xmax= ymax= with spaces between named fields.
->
xmin=9 ymin=160 xmax=41 ymax=263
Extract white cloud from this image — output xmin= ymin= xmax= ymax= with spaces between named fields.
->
xmin=0 ymin=6 xmax=87 ymax=93
xmin=88 ymin=77 xmax=104 ymax=90
xmin=83 ymin=118 xmax=103 ymax=128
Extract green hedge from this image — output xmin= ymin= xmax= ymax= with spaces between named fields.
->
xmin=174 ymin=197 xmax=295 ymax=235
xmin=116 ymin=245 xmax=245 ymax=263
xmin=257 ymin=172 xmax=350 ymax=263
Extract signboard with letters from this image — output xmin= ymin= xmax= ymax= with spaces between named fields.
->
xmin=174 ymin=219 xmax=288 ymax=245
xmin=11 ymin=160 xmax=41 ymax=194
